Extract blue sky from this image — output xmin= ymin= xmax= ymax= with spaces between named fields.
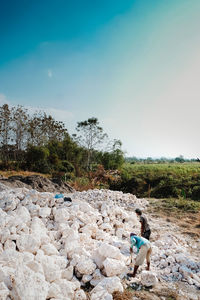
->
xmin=0 ymin=0 xmax=200 ymax=158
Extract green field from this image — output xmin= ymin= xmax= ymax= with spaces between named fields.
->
xmin=110 ymin=162 xmax=200 ymax=201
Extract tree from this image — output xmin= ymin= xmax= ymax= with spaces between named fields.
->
xmin=73 ymin=117 xmax=108 ymax=170
xmin=27 ymin=111 xmax=67 ymax=147
xmin=26 ymin=145 xmax=50 ymax=173
xmin=0 ymin=104 xmax=12 ymax=164
xmin=96 ymin=139 xmax=124 ymax=170
xmin=27 ymin=112 xmax=44 ymax=146
xmin=11 ymin=105 xmax=29 ymax=162
xmin=175 ymin=155 xmax=184 ymax=163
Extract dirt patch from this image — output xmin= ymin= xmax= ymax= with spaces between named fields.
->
xmin=113 ymin=288 xmax=178 ymax=300
xmin=148 ymin=198 xmax=200 ymax=239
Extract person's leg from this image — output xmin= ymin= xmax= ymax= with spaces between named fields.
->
xmin=143 ymin=230 xmax=151 ymax=240
xmin=128 ymin=245 xmax=147 ymax=277
xmin=146 ymin=246 xmax=152 ymax=270
xmin=127 ymin=265 xmax=139 ymax=277
xmin=132 ymin=265 xmax=139 ymax=277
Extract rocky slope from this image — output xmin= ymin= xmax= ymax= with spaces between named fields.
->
xmin=0 ymin=184 xmax=199 ymax=300
xmin=0 ymin=175 xmax=74 ymax=193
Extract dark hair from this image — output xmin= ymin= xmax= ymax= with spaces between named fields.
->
xmin=135 ymin=208 xmax=142 ymax=215
xmin=130 ymin=232 xmax=137 ymax=237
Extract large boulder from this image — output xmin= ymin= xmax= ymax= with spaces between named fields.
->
xmin=103 ymin=258 xmax=126 ymax=277
xmin=98 ymin=243 xmax=122 ymax=260
xmin=10 ymin=265 xmax=49 ymax=300
xmin=141 ymin=271 xmax=158 ymax=287
xmin=92 ymin=276 xmax=123 ymax=294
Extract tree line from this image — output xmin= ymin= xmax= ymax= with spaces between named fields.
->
xmin=0 ymin=104 xmax=124 ymax=176
xmin=126 ymin=155 xmax=199 ymax=164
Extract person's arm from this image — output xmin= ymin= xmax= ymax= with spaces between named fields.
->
xmin=130 ymin=237 xmax=136 ymax=252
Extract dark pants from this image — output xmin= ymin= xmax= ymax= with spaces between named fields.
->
xmin=142 ymin=229 xmax=151 ymax=240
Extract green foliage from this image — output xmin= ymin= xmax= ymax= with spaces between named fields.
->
xmin=96 ymin=149 xmax=124 ymax=170
xmin=26 ymin=145 xmax=50 ymax=173
xmin=60 ymin=160 xmax=75 ymax=173
xmin=110 ymin=163 xmax=200 ymax=201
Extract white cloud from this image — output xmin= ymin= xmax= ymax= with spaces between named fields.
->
xmin=47 ymin=69 xmax=53 ymax=78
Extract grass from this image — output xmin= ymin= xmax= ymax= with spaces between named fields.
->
xmin=149 ymin=197 xmax=200 ymax=213
xmin=0 ymin=170 xmax=50 ymax=178
xmin=123 ymin=162 xmax=200 ymax=173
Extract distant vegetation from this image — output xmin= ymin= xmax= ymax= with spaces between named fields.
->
xmin=110 ymin=162 xmax=200 ymax=201
xmin=125 ymin=155 xmax=198 ymax=164
xmin=0 ymin=103 xmax=199 ymax=201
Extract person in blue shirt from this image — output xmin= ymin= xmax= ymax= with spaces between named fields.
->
xmin=128 ymin=233 xmax=152 ymax=277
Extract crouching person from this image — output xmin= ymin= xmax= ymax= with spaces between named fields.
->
xmin=128 ymin=232 xmax=152 ymax=277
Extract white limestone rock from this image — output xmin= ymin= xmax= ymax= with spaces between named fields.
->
xmin=25 ymin=204 xmax=40 ymax=217
xmin=39 ymin=207 xmax=51 ymax=218
xmin=141 ymin=271 xmax=158 ymax=287
xmin=16 ymin=234 xmax=40 ymax=254
xmin=26 ymin=260 xmax=44 ymax=274
xmin=54 ymin=208 xmax=70 ymax=223
xmin=51 ymin=255 xmax=68 ymax=269
xmin=0 ymin=249 xmax=23 ymax=268
xmin=82 ymin=274 xmax=93 ymax=283
xmin=10 ymin=265 xmax=49 ymax=300
xmin=41 ymin=243 xmax=59 ymax=256
xmin=92 ymin=276 xmax=123 ymax=294
xmin=0 ymin=281 xmax=9 ymax=300
xmin=15 ymin=206 xmax=31 ymax=224
xmin=4 ymin=240 xmax=16 ymax=251
xmin=30 ymin=217 xmax=50 ymax=245
xmin=0 ymin=194 xmax=18 ymax=211
xmin=47 ymin=282 xmax=63 ymax=299
xmin=53 ymin=278 xmax=77 ymax=300
xmin=0 ymin=266 xmax=16 ymax=289
xmin=41 ymin=256 xmax=62 ymax=283
xmin=1 ymin=228 xmax=11 ymax=244
xmin=62 ymin=265 xmax=74 ymax=281
xmin=76 ymin=256 xmax=96 ymax=275
xmin=98 ymin=243 xmax=122 ymax=260
xmin=90 ymin=269 xmax=105 ymax=286
xmin=91 ymin=286 xmax=113 ymax=300
xmin=103 ymin=258 xmax=126 ymax=277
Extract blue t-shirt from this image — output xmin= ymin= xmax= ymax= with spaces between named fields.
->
xmin=130 ymin=235 xmax=149 ymax=253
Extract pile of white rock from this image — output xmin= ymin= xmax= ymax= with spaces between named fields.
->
xmin=152 ymin=234 xmax=200 ymax=287
xmin=0 ymin=185 xmax=199 ymax=300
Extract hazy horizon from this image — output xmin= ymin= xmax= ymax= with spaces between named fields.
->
xmin=1 ymin=0 xmax=200 ymax=159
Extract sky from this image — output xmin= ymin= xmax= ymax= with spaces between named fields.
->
xmin=0 ymin=0 xmax=200 ymax=158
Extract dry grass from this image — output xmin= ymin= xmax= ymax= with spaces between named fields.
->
xmin=0 ymin=170 xmax=50 ymax=178
xmin=113 ymin=290 xmax=134 ymax=300
xmin=70 ymin=179 xmax=95 ymax=192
